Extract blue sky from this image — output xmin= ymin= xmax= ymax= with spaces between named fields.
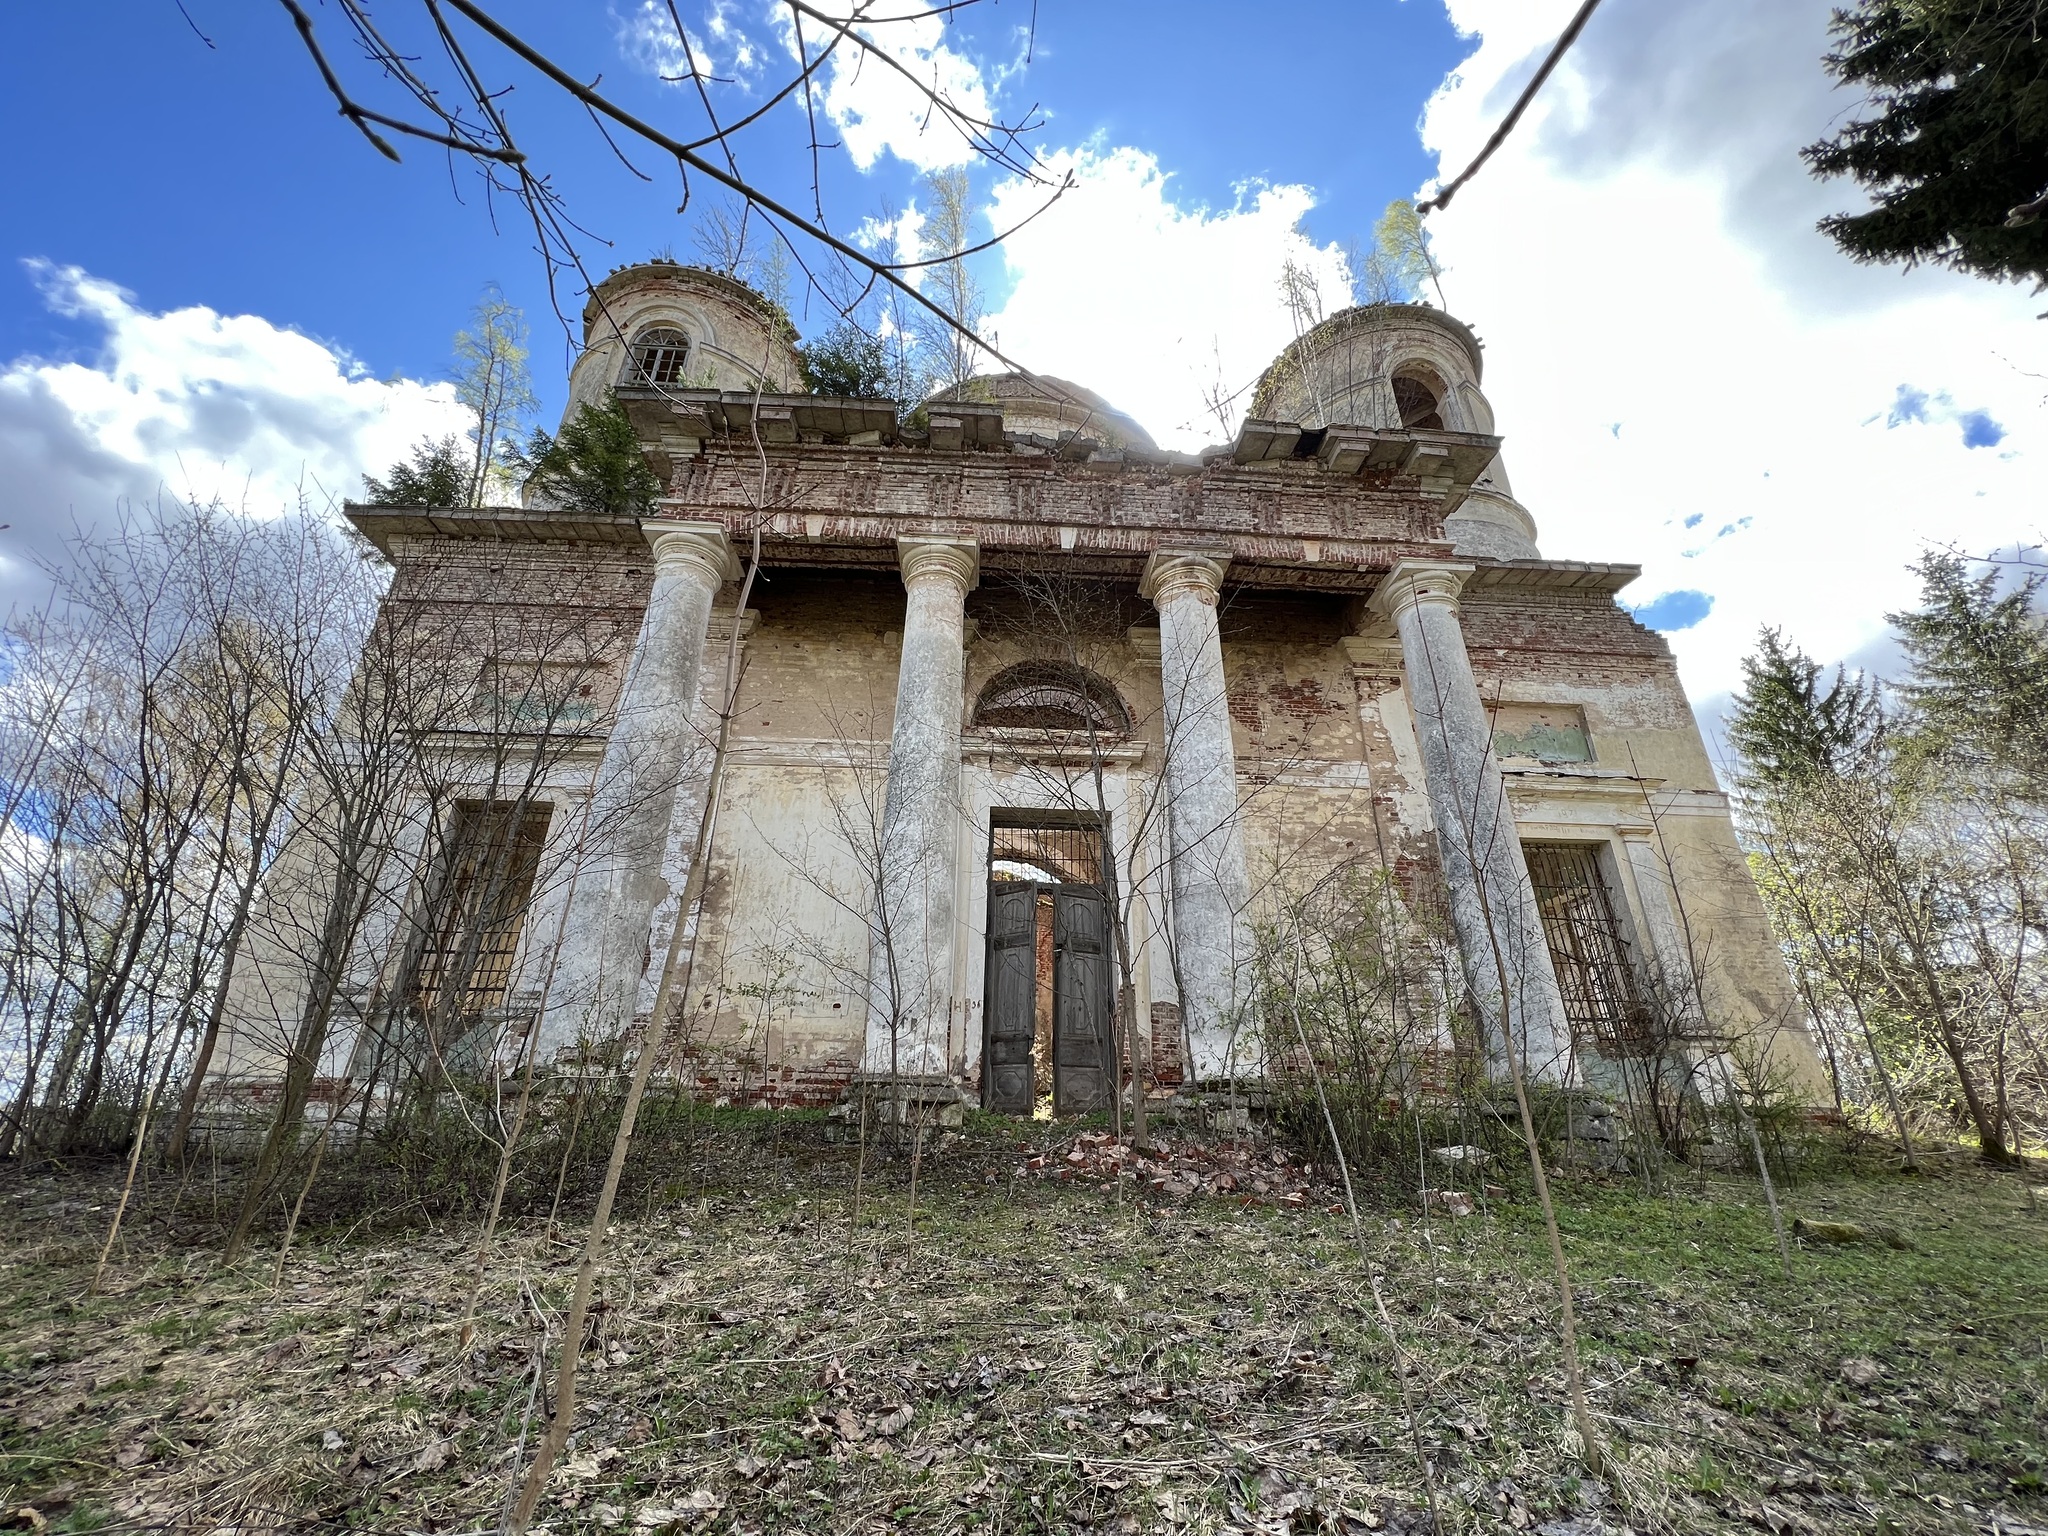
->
xmin=0 ymin=2 xmax=1459 ymax=420
xmin=0 ymin=0 xmax=2042 ymax=718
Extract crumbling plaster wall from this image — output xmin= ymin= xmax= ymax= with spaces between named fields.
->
xmin=1458 ymin=584 xmax=1826 ymax=1091
xmin=208 ymin=534 xmax=648 ymax=1090
xmin=1212 ymin=594 xmax=1400 ymax=928
xmin=672 ymin=580 xmax=1422 ymax=1090
xmin=664 ymin=572 xmax=905 ymax=1087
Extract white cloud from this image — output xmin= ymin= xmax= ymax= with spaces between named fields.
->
xmin=616 ymin=0 xmax=761 ymax=90
xmin=982 ymin=146 xmax=1352 ymax=450
xmin=854 ymin=203 xmax=927 ymax=288
xmin=1419 ymin=0 xmax=2048 ymax=714
xmin=766 ymin=0 xmax=999 ymax=172
xmin=0 ymin=262 xmax=467 ymax=595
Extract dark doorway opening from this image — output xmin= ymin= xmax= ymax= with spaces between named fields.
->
xmin=983 ymin=813 xmax=1114 ymax=1117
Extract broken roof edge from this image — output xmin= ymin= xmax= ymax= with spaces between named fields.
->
xmin=1465 ymin=558 xmax=1641 ymax=594
xmin=343 ymin=502 xmax=649 ymax=558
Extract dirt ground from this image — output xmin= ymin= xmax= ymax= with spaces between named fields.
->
xmin=2 ymin=1113 xmax=2045 ymax=1535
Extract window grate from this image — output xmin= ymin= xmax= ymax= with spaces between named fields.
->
xmin=1523 ymin=841 xmax=1649 ymax=1055
xmin=413 ymin=801 xmax=552 ymax=1028
xmin=989 ymin=814 xmax=1105 ymax=888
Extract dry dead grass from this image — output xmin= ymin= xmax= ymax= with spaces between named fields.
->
xmin=2 ymin=1113 xmax=2045 ymax=1536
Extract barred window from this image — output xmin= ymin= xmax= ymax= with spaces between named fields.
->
xmin=989 ymin=815 xmax=1106 ymax=887
xmin=628 ymin=326 xmax=691 ymax=386
xmin=1524 ymin=841 xmax=1650 ymax=1056
xmin=412 ymin=801 xmax=552 ymax=1029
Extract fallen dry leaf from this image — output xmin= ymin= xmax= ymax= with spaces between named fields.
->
xmin=412 ymin=1438 xmax=452 ymax=1473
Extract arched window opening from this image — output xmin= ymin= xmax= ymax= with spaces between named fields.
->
xmin=974 ymin=662 xmax=1130 ymax=735
xmin=628 ymin=326 xmax=691 ymax=386
xmin=1393 ymin=373 xmax=1445 ymax=431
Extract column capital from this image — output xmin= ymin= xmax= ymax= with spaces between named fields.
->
xmin=643 ymin=521 xmax=740 ymax=587
xmin=1140 ymin=546 xmax=1231 ymax=606
xmin=1367 ymin=557 xmax=1475 ymax=624
xmin=897 ymin=535 xmax=979 ymax=594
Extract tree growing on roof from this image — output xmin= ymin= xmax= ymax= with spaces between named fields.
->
xmin=516 ymin=401 xmax=663 ymax=518
xmin=363 ymin=437 xmax=468 ymax=508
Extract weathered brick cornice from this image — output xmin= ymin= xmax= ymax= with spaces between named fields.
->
xmin=649 ymin=432 xmax=1505 ymax=593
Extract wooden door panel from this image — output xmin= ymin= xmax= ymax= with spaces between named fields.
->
xmin=984 ymin=883 xmax=1038 ymax=1113
xmin=1052 ymin=886 xmax=1113 ymax=1115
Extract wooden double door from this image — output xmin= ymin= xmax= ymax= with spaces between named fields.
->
xmin=983 ymin=881 xmax=1115 ymax=1116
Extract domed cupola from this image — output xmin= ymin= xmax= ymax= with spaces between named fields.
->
xmin=1251 ymin=304 xmax=1540 ymax=562
xmin=561 ymin=260 xmax=803 ymax=426
xmin=927 ymin=373 xmax=1155 ymax=453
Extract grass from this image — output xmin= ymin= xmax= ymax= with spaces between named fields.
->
xmin=1 ymin=1116 xmax=2044 ymax=1535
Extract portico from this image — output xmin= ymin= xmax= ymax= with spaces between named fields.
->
xmin=217 ymin=264 xmax=1828 ymax=1124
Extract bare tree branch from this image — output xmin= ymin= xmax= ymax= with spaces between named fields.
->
xmin=1417 ymin=0 xmax=1604 ymax=215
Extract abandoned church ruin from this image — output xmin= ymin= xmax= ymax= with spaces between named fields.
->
xmin=207 ymin=262 xmax=1825 ymax=1124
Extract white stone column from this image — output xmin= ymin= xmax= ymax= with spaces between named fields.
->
xmin=862 ymin=537 xmax=978 ymax=1078
xmin=634 ymin=608 xmax=760 ymax=1023
xmin=1140 ymin=547 xmax=1253 ymax=1081
xmin=539 ymin=522 xmax=735 ymax=1057
xmin=1369 ymin=558 xmax=1574 ymax=1083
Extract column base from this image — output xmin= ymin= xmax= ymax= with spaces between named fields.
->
xmin=1147 ymin=1079 xmax=1278 ymax=1135
xmin=826 ymin=1073 xmax=969 ymax=1141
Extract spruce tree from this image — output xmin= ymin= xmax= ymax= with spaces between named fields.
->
xmin=1803 ymin=0 xmax=2048 ymax=290
xmin=363 ymin=436 xmax=469 ymax=507
xmin=1726 ymin=628 xmax=1883 ymax=789
xmin=517 ymin=402 xmax=663 ymax=518
xmin=1891 ymin=550 xmax=2048 ymax=797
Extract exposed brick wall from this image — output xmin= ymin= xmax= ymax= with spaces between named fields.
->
xmin=1150 ymin=1002 xmax=1186 ymax=1087
xmin=1457 ymin=588 xmax=1669 ymax=662
xmin=378 ymin=536 xmax=656 ymax=722
xmin=668 ymin=1049 xmax=859 ymax=1109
